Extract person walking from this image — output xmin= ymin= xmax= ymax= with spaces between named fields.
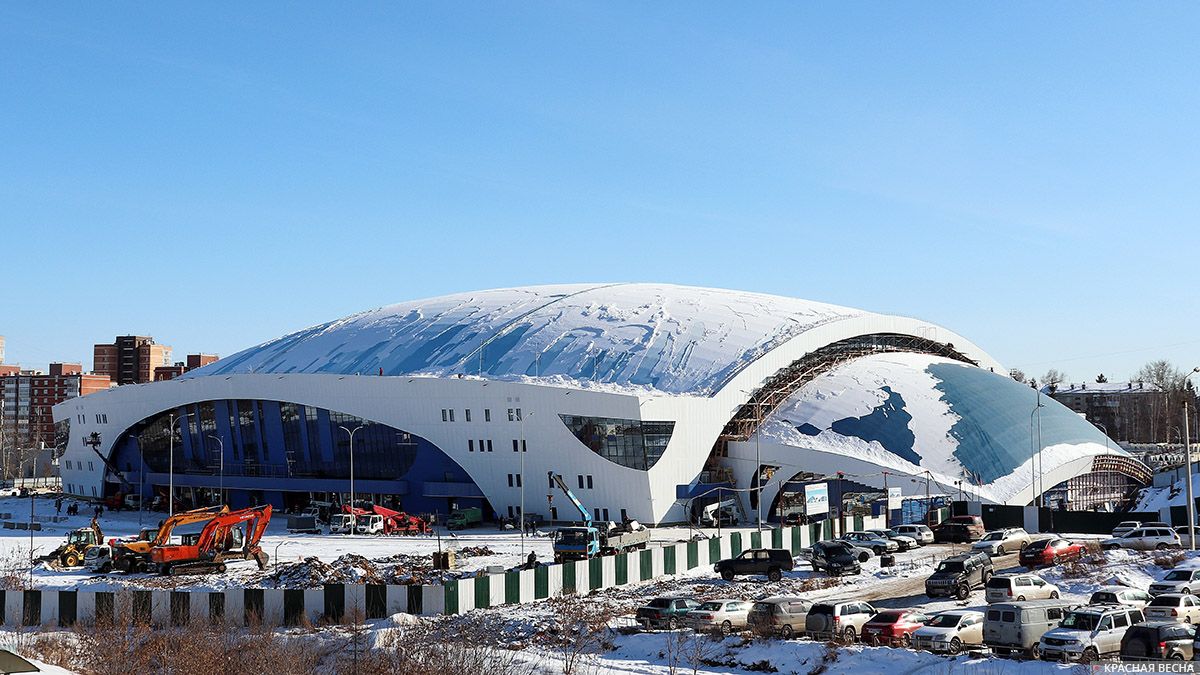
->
xmin=55 ymin=498 xmax=63 ymax=516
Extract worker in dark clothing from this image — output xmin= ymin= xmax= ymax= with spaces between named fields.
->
xmin=526 ymin=551 xmax=538 ymax=570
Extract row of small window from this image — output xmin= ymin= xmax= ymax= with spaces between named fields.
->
xmin=63 ymin=460 xmax=96 ymax=472
xmin=508 ymin=473 xmax=596 ymax=490
xmin=63 ymin=484 xmax=98 ymax=497
xmin=441 ymin=408 xmax=523 ymax=423
xmin=467 ymin=439 xmax=528 ymax=452
xmin=73 ymin=414 xmax=108 ymax=424
xmin=504 ymin=505 xmax=617 ymax=521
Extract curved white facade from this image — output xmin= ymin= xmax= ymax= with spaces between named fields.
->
xmin=53 ymin=284 xmax=1139 ymax=524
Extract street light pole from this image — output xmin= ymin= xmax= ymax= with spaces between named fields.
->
xmin=339 ymin=425 xmax=365 ymax=535
xmin=755 ymin=401 xmax=763 ymax=533
xmin=519 ymin=410 xmax=534 ymax=556
xmin=1030 ymin=399 xmax=1045 ymax=508
xmin=1184 ymin=367 xmax=1199 ymax=551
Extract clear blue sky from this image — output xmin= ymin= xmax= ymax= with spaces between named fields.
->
xmin=2 ymin=4 xmax=1198 ymax=383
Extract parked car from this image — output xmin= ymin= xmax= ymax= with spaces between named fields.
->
xmin=1102 ymin=527 xmax=1182 ymax=551
xmin=861 ymin=609 xmax=930 ymax=647
xmin=1039 ymin=605 xmax=1144 ymax=663
xmin=1019 ymin=536 xmax=1087 ymax=568
xmin=911 ymin=610 xmax=984 ymax=655
xmin=840 ymin=531 xmax=898 ymax=556
xmin=985 ymin=573 xmax=1061 ymax=603
xmin=0 ymin=487 xmax=21 ymax=498
xmin=973 ymin=528 xmax=1032 ymax=556
xmin=1150 ymin=568 xmax=1200 ymax=596
xmin=635 ymin=597 xmax=701 ymax=629
xmin=747 ymin=596 xmax=812 ymax=638
xmin=713 ymin=548 xmax=794 ymax=582
xmin=894 ymin=523 xmax=934 ymax=545
xmin=1175 ymin=526 xmax=1200 ymax=548
xmin=1089 ymin=586 xmax=1154 ymax=608
xmin=804 ymin=601 xmax=877 ymax=643
xmin=1112 ymin=521 xmax=1144 ymax=538
xmin=781 ymin=512 xmax=805 ymax=526
xmin=806 ymin=540 xmax=863 ymax=576
xmin=925 ymin=551 xmax=994 ymax=600
xmin=866 ymin=528 xmax=917 ymax=552
xmin=983 ymin=600 xmax=1074 ymax=659
xmin=1144 ymin=593 xmax=1200 ymax=623
xmin=685 ymin=599 xmax=752 ymax=635
xmin=1120 ymin=620 xmax=1196 ymax=661
xmin=932 ymin=515 xmax=986 ymax=543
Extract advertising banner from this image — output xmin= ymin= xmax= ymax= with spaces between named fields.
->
xmin=887 ymin=487 xmax=902 ymax=511
xmin=805 ymin=483 xmax=829 ymax=515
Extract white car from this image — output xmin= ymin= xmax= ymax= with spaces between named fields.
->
xmin=0 ymin=487 xmax=21 ymax=498
xmin=1111 ymin=521 xmax=1143 ymax=538
xmin=1149 ymin=568 xmax=1200 ymax=596
xmin=1039 ymin=605 xmax=1144 ymax=663
xmin=973 ymin=528 xmax=1032 ymax=556
xmin=984 ymin=573 xmax=1061 ymax=603
xmin=841 ymin=531 xmax=898 ymax=555
xmin=1089 ymin=587 xmax=1154 ymax=608
xmin=911 ymin=610 xmax=984 ymax=654
xmin=1102 ymin=527 xmax=1181 ymax=551
xmin=1175 ymin=526 xmax=1199 ymax=548
xmin=894 ymin=524 xmax=934 ymax=545
xmin=685 ymin=599 xmax=753 ymax=634
xmin=1144 ymin=593 xmax=1200 ymax=623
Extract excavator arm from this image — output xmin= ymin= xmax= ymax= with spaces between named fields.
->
xmin=149 ymin=505 xmax=230 ymax=547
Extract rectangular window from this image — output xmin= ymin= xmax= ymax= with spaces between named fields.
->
xmin=515 ymin=474 xmax=522 ymax=487
xmin=593 ymin=508 xmax=600 ymax=520
xmin=88 ymin=461 xmax=94 ymax=472
xmin=507 ymin=409 xmax=515 ymax=422
xmin=95 ymin=414 xmax=101 ymax=423
xmin=602 ymin=508 xmax=610 ymax=521
xmin=448 ymin=409 xmax=455 ymax=422
xmin=513 ymin=439 xmax=519 ymax=452
xmin=549 ymin=474 xmax=556 ymax=489
xmin=487 ymin=440 xmax=493 ymax=452
xmin=441 ymin=409 xmax=448 ymax=422
xmin=65 ymin=460 xmax=72 ymax=470
xmin=521 ymin=440 xmax=527 ymax=452
xmin=91 ymin=486 xmax=97 ymax=497
xmin=620 ymin=508 xmax=628 ymax=521
xmin=551 ymin=506 xmax=558 ymax=520
xmin=507 ymin=506 xmax=514 ymax=518
xmin=465 ymin=409 xmax=472 ymax=422
xmin=102 ymin=414 xmax=108 ymax=424
xmin=578 ymin=475 xmax=585 ymax=489
xmin=484 ymin=408 xmax=491 ymax=422
xmin=515 ymin=408 xmax=522 ymax=421
xmin=508 ymin=474 xmax=514 ymax=487
xmin=586 ymin=475 xmax=593 ymax=489
xmin=468 ymin=439 xmax=475 ymax=452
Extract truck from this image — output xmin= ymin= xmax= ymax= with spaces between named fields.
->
xmin=447 ymin=506 xmax=483 ymax=530
xmin=46 ymin=520 xmax=103 ymax=567
xmin=329 ymin=506 xmax=370 ymax=534
xmin=354 ymin=504 xmax=431 ymax=535
xmin=549 ymin=471 xmax=650 ymax=562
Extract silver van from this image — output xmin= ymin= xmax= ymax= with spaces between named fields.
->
xmin=983 ymin=599 xmax=1076 ymax=658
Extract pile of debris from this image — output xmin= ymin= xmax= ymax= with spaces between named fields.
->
xmin=268 ymin=554 xmax=388 ymax=588
xmin=456 ymin=545 xmax=495 ymax=558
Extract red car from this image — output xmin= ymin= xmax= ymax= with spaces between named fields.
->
xmin=1019 ymin=536 xmax=1085 ymax=568
xmin=860 ymin=609 xmax=929 ymax=647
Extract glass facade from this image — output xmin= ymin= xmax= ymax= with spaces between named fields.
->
xmin=559 ymin=415 xmax=674 ymax=470
xmin=127 ymin=399 xmax=420 ymax=480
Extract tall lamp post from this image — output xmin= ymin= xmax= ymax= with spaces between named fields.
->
xmin=1029 ymin=398 xmax=1045 ymax=508
xmin=339 ymin=424 xmax=365 ymax=535
xmin=208 ymin=435 xmax=224 ymax=505
xmin=167 ymin=413 xmax=187 ymax=521
xmin=519 ymin=410 xmax=534 ymax=556
xmin=1184 ymin=367 xmax=1200 ymax=551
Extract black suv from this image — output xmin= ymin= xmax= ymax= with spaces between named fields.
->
xmin=714 ymin=548 xmax=794 ymax=582
xmin=925 ymin=551 xmax=994 ymax=600
xmin=807 ymin=541 xmax=862 ymax=576
xmin=1120 ymin=621 xmax=1195 ymax=661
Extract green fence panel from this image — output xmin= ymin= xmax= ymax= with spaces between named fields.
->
xmin=687 ymin=541 xmax=699 ymax=569
xmin=444 ymin=580 xmax=460 ymax=615
xmin=640 ymin=549 xmax=654 ymax=580
xmin=708 ymin=537 xmax=721 ymax=562
xmin=823 ymin=519 xmax=834 ymax=539
xmin=771 ymin=528 xmax=783 ymax=549
xmin=474 ymin=574 xmax=490 ymax=609
xmin=664 ymin=546 xmax=677 ymax=575
xmin=750 ymin=531 xmax=762 ymax=549
xmin=505 ymin=571 xmax=521 ymax=605
xmin=730 ymin=532 xmax=743 ymax=557
xmin=791 ymin=526 xmax=803 ymax=553
xmin=563 ymin=562 xmax=577 ymax=595
xmin=615 ymin=554 xmax=629 ymax=586
xmin=588 ymin=557 xmax=603 ymax=591
xmin=853 ymin=515 xmax=864 ymax=531
xmin=535 ymin=565 xmax=550 ymax=599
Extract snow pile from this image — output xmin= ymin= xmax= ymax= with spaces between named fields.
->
xmin=1135 ymin=474 xmax=1195 ymax=512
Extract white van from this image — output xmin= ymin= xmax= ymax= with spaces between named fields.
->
xmin=983 ymin=600 xmax=1076 ymax=658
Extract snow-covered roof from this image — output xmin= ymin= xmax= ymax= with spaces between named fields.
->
xmin=185 ymin=283 xmax=869 ymax=395
xmin=1047 ymin=382 xmax=1163 ymax=395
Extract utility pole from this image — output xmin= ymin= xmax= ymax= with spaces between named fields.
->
xmin=339 ymin=425 xmax=364 ymax=535
xmin=1187 ymin=399 xmax=1196 ymax=551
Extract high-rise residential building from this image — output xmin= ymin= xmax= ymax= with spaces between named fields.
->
xmin=0 ymin=363 xmax=111 ymax=456
xmin=93 ymin=336 xmax=173 ymax=385
xmin=0 ymin=335 xmax=6 ymax=363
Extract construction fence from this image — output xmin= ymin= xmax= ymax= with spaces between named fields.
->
xmin=0 ymin=513 xmax=885 ymax=629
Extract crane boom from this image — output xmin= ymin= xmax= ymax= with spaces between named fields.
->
xmin=549 ymin=471 xmax=592 ymax=526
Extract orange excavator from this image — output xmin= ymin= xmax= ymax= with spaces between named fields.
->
xmin=149 ymin=504 xmax=272 ymax=576
xmin=111 ymin=505 xmax=229 ymax=573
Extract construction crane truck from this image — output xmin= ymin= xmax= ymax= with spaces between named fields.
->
xmin=354 ymin=504 xmax=431 ymax=535
xmin=149 ymin=504 xmax=272 ymax=576
xmin=548 ymin=472 xmax=650 ymax=562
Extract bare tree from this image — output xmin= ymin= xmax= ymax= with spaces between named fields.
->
xmin=1009 ymin=368 xmax=1027 ymax=384
xmin=1042 ymin=369 xmax=1067 ymax=393
xmin=1096 ymin=373 xmax=1108 ymax=383
xmin=1134 ymin=360 xmax=1185 ymax=391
